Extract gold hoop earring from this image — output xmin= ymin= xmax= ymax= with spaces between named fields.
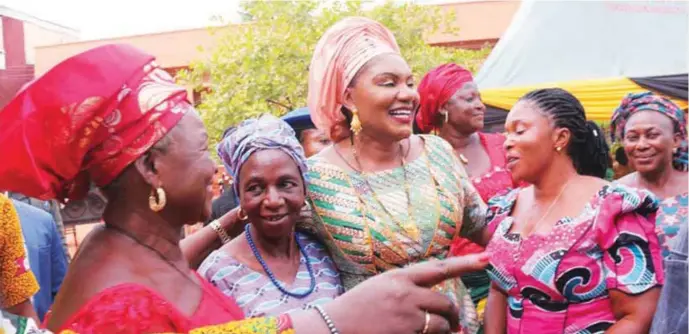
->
xmin=350 ymin=109 xmax=363 ymax=135
xmin=149 ymin=187 xmax=166 ymax=212
xmin=237 ymin=208 xmax=248 ymax=221
xmin=441 ymin=111 xmax=449 ymax=124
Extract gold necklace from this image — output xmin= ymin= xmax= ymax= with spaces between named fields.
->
xmin=522 ymin=179 xmax=572 ymax=238
xmin=352 ymin=142 xmax=420 ymax=240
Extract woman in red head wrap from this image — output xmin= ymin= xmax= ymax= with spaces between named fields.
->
xmin=0 ymin=44 xmax=491 ymax=334
xmin=416 ymin=63 xmax=520 ymax=328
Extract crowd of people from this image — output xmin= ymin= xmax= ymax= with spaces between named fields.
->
xmin=0 ymin=16 xmax=685 ymax=334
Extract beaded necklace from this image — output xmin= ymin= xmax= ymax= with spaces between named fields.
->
xmin=244 ymin=224 xmax=316 ymax=299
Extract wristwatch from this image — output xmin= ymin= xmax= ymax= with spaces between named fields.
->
xmin=210 ymin=220 xmax=232 ymax=244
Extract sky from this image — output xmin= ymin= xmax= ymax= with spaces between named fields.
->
xmin=1 ymin=0 xmax=243 ymax=40
xmin=2 ymin=0 xmax=455 ymax=40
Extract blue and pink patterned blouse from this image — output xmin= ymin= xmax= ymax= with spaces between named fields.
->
xmin=198 ymin=233 xmax=343 ymax=318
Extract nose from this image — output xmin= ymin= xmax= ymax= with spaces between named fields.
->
xmin=475 ymin=98 xmax=486 ymax=111
xmin=504 ymin=133 xmax=515 ymax=151
xmin=398 ymin=84 xmax=419 ymax=105
xmin=262 ymin=186 xmax=285 ymax=210
xmin=636 ymin=136 xmax=651 ymax=150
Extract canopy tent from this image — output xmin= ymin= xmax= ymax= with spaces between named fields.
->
xmin=476 ymin=0 xmax=688 ymax=131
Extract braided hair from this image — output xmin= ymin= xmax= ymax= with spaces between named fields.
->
xmin=520 ymin=88 xmax=610 ymax=178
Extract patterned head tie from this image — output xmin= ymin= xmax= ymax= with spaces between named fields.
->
xmin=0 ymin=44 xmax=191 ymax=201
xmin=308 ymin=17 xmax=401 ymax=141
xmin=610 ymin=91 xmax=687 ymax=171
xmin=217 ymin=114 xmax=309 ymax=195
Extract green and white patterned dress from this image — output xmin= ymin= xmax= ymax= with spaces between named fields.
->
xmin=298 ymin=135 xmax=487 ymax=334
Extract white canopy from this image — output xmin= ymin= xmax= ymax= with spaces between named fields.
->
xmin=475 ymin=0 xmax=689 ymax=89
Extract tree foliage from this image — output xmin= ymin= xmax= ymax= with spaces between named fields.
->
xmin=178 ymin=0 xmax=492 ymax=144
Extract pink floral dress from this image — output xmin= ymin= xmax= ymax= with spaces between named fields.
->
xmin=485 ymin=184 xmax=664 ymax=333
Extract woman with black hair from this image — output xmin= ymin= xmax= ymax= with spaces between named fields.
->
xmin=483 ymin=88 xmax=663 ymax=333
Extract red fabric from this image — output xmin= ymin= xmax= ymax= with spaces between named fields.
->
xmin=49 ymin=273 xmax=244 ymax=333
xmin=415 ymin=63 xmax=474 ymax=133
xmin=451 ymin=133 xmax=519 ymax=256
xmin=0 ymin=44 xmax=191 ymax=201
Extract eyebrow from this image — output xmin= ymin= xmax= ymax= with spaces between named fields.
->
xmin=375 ymin=72 xmax=414 ymax=80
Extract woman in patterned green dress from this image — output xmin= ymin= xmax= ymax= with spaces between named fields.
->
xmin=182 ymin=17 xmax=492 ymax=334
xmin=300 ymin=17 xmax=491 ymax=334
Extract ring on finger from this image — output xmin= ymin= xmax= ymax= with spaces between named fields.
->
xmin=421 ymin=310 xmax=431 ymax=334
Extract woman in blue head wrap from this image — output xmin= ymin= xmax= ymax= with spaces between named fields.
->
xmin=198 ymin=114 xmax=344 ymax=317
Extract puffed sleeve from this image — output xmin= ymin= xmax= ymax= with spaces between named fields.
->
xmin=0 ymin=196 xmax=39 ymax=308
xmin=595 ymin=185 xmax=664 ymax=294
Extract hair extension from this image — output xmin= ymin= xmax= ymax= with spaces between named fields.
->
xmin=520 ymin=88 xmax=610 ymax=178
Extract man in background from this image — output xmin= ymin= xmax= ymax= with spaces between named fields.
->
xmin=11 ymin=199 xmax=68 ymax=321
xmin=282 ymin=107 xmax=332 ymax=158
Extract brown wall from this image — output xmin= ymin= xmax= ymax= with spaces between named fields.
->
xmin=426 ymin=0 xmax=520 ymax=49
xmin=34 ymin=26 xmax=239 ymax=75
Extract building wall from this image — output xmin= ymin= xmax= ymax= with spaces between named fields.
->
xmin=34 ymin=26 xmax=240 ymax=75
xmin=23 ymin=20 xmax=79 ymax=64
xmin=0 ymin=16 xmax=32 ymax=108
xmin=426 ymin=0 xmax=520 ymax=49
xmin=0 ymin=9 xmax=78 ymax=107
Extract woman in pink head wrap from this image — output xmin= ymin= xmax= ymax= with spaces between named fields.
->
xmin=415 ymin=64 xmax=521 ymax=330
xmin=298 ymin=17 xmax=493 ymax=334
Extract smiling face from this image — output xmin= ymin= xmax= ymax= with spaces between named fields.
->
xmin=443 ymin=82 xmax=486 ymax=134
xmin=344 ymin=54 xmax=419 ymax=142
xmin=503 ymin=100 xmax=569 ymax=184
xmin=237 ymin=149 xmax=305 ymax=240
xmin=623 ymin=110 xmax=681 ymax=174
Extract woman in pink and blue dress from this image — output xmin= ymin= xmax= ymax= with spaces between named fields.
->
xmin=483 ymin=88 xmax=663 ymax=333
xmin=609 ymin=91 xmax=689 ymax=334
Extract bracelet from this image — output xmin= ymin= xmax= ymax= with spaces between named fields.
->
xmin=210 ymin=220 xmax=232 ymax=244
xmin=314 ymin=305 xmax=340 ymax=334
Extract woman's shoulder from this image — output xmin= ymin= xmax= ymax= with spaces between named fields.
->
xmin=197 ymin=246 xmax=245 ymax=281
xmin=53 ymin=283 xmax=186 ymax=332
xmin=615 ymin=172 xmax=639 ymax=187
xmin=596 ymin=182 xmax=659 ymax=214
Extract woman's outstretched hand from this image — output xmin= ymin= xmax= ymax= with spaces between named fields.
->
xmin=293 ymin=253 xmax=490 ymax=334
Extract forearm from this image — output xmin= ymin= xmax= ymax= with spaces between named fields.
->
xmin=484 ymin=284 xmax=507 ymax=334
xmin=4 ymin=299 xmax=38 ymax=324
xmin=605 ymin=317 xmax=651 ymax=333
xmin=291 ymin=310 xmax=331 ymax=333
xmin=180 ymin=226 xmax=223 ymax=269
xmin=181 ymin=208 xmax=245 ymax=269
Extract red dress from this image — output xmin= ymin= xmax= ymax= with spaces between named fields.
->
xmin=51 ymin=273 xmax=245 ymax=333
xmin=451 ymin=133 xmax=518 ymax=256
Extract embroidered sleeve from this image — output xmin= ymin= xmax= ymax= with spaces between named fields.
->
xmin=189 ymin=313 xmax=294 ymax=334
xmin=595 ymin=186 xmax=664 ymax=294
xmin=0 ymin=196 xmax=39 ymax=308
